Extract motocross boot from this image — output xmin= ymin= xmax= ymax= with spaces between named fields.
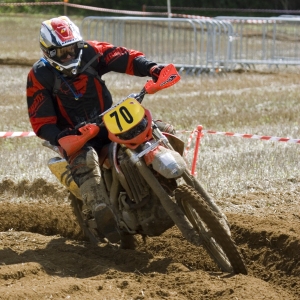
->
xmin=154 ymin=120 xmax=176 ymax=134
xmin=69 ymin=146 xmax=120 ymax=244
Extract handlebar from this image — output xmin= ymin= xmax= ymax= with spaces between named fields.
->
xmin=75 ymin=64 xmax=180 ymax=130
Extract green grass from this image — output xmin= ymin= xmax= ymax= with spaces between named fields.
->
xmin=1 ymin=15 xmax=300 ymax=198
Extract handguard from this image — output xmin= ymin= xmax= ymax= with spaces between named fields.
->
xmin=144 ymin=64 xmax=180 ymax=94
xmin=58 ymin=123 xmax=99 ymax=156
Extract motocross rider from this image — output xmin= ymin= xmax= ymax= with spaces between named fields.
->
xmin=26 ymin=16 xmax=175 ymax=249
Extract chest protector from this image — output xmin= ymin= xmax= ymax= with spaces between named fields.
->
xmin=42 ymin=54 xmax=104 ymax=99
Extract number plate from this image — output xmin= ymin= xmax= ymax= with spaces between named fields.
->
xmin=103 ymin=98 xmax=145 ymax=134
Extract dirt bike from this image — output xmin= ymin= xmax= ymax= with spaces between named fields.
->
xmin=43 ymin=64 xmax=247 ymax=275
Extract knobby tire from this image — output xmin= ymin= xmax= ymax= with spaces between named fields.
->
xmin=175 ymin=184 xmax=247 ymax=275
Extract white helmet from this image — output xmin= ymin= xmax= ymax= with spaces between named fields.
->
xmin=40 ymin=16 xmax=84 ymax=76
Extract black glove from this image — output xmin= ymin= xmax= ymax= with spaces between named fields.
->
xmin=56 ymin=128 xmax=79 ymax=143
xmin=55 ymin=128 xmax=79 ymax=159
xmin=149 ymin=65 xmax=164 ymax=83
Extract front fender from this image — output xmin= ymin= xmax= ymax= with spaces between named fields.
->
xmin=163 ymin=133 xmax=185 ymax=156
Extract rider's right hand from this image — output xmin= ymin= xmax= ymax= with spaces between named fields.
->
xmin=56 ymin=128 xmax=79 ymax=143
xmin=55 ymin=128 xmax=79 ymax=159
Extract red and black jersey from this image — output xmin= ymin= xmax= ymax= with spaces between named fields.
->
xmin=26 ymin=40 xmax=157 ymax=146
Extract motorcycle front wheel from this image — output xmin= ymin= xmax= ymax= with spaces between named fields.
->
xmin=175 ymin=184 xmax=247 ymax=275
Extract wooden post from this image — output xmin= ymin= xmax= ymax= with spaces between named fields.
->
xmin=64 ymin=0 xmax=68 ymax=16
xmin=167 ymin=0 xmax=171 ymax=18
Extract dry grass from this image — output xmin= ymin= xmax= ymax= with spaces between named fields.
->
xmin=1 ymin=15 xmax=300 ymax=198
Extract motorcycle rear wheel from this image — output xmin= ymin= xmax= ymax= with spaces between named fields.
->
xmin=175 ymin=184 xmax=247 ymax=275
xmin=69 ymin=193 xmax=105 ymax=244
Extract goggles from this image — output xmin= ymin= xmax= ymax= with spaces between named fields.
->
xmin=56 ymin=44 xmax=77 ymax=61
xmin=48 ymin=41 xmax=84 ymax=61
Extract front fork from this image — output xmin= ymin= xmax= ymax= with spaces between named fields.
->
xmin=124 ymin=146 xmax=201 ymax=246
xmin=152 ymin=127 xmax=230 ymax=233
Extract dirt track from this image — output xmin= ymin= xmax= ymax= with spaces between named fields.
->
xmin=1 ymin=15 xmax=300 ymax=298
xmin=0 ymin=178 xmax=299 ymax=300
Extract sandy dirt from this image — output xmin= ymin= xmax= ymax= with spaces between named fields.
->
xmin=0 ymin=178 xmax=299 ymax=300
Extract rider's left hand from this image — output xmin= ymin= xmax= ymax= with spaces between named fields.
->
xmin=154 ymin=120 xmax=176 ymax=135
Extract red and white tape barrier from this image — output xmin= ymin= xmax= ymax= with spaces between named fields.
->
xmin=0 ymin=2 xmax=62 ymax=6
xmin=3 ymin=2 xmax=300 ymax=21
xmin=64 ymin=3 xmax=167 ymax=16
xmin=0 ymin=132 xmax=36 ymax=138
xmin=0 ymin=2 xmax=210 ymax=18
xmin=179 ymin=126 xmax=300 ymax=175
xmin=177 ymin=129 xmax=300 ymax=144
xmin=177 ymin=127 xmax=300 ymax=175
xmin=0 ymin=2 xmax=166 ymax=16
xmin=201 ymin=130 xmax=300 ymax=144
xmin=145 ymin=6 xmax=300 ymax=15
xmin=2 ymin=128 xmax=300 ymax=144
xmin=2 ymin=128 xmax=299 ymax=177
xmin=183 ymin=129 xmax=196 ymax=158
